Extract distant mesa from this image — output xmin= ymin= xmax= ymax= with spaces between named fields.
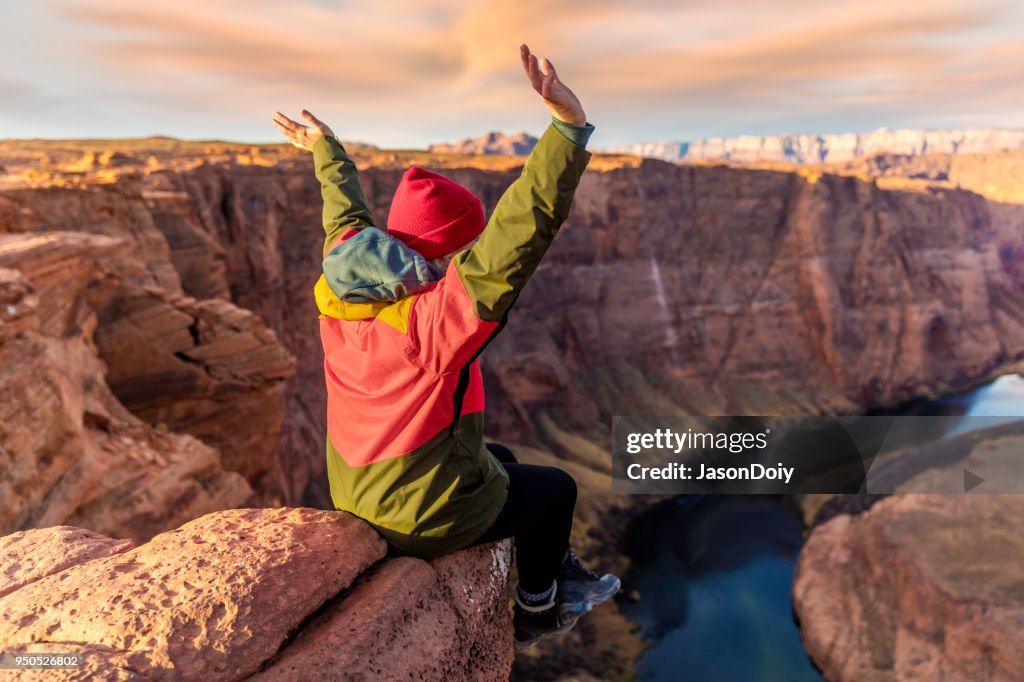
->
xmin=424 ymin=127 xmax=1024 ymax=164
xmin=603 ymin=127 xmax=1024 ymax=164
xmin=428 ymin=130 xmax=539 ymax=156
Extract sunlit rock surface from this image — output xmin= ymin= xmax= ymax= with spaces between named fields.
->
xmin=794 ymin=494 xmax=1024 ymax=682
xmin=0 ymin=509 xmax=513 ymax=681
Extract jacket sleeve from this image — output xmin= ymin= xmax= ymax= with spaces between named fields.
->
xmin=407 ymin=119 xmax=593 ymax=374
xmin=454 ymin=119 xmax=592 ymax=323
xmin=311 ymin=134 xmax=377 ymax=257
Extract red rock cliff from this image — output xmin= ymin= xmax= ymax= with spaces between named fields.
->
xmin=2 ymin=140 xmax=1024 ymax=513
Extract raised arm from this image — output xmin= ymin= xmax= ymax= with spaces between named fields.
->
xmin=454 ymin=43 xmax=593 ymax=322
xmin=453 ymin=116 xmax=592 ymax=322
xmin=272 ymin=110 xmax=376 ymax=256
xmin=311 ymin=135 xmax=376 ymax=256
xmin=406 ymin=45 xmax=594 ymax=374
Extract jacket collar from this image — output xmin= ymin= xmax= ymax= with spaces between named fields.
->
xmin=318 ymin=226 xmax=447 ymax=320
xmin=315 ymin=275 xmax=390 ymax=320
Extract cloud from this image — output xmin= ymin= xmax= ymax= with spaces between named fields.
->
xmin=4 ymin=0 xmax=1021 ymax=144
xmin=58 ymin=3 xmax=465 ymax=94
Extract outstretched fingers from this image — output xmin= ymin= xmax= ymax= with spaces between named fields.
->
xmin=541 ymin=57 xmax=558 ymax=81
xmin=272 ymin=110 xmax=318 ymax=149
xmin=520 ymin=43 xmax=532 ymax=79
xmin=272 ymin=121 xmax=303 ymax=148
xmin=538 ymin=58 xmax=557 ymax=100
xmin=271 ymin=119 xmax=294 ymax=139
xmin=272 ymin=111 xmax=303 ymax=132
xmin=521 ymin=45 xmax=559 ymax=100
xmin=521 ymin=44 xmax=545 ymax=92
xmin=301 ymin=109 xmax=328 ymax=133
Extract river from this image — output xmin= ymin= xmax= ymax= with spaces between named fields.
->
xmin=619 ymin=374 xmax=1024 ymax=681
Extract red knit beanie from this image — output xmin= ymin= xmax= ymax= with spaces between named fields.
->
xmin=386 ymin=166 xmax=486 ymax=260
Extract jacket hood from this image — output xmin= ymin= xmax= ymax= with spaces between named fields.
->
xmin=317 ymin=226 xmax=447 ymax=320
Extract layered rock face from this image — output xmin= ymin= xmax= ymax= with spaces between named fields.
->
xmin=793 ymin=494 xmax=1024 ymax=682
xmin=74 ymin=145 xmax=1024 ymax=468
xmin=0 ymin=509 xmax=513 ymax=681
xmin=90 ymin=288 xmax=295 ymax=501
xmin=479 ymin=158 xmax=1024 ymax=470
xmin=2 ymin=138 xmax=1024 ymax=680
xmin=794 ymin=420 xmax=1024 ymax=682
xmin=3 ymin=138 xmax=1024 ymax=517
xmin=0 ymin=233 xmax=252 ymax=542
xmin=0 ymin=165 xmax=298 ymax=518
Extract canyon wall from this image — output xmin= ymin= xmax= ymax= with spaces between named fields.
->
xmin=0 ymin=232 xmax=254 ymax=542
xmin=0 ymin=166 xmax=298 ymax=521
xmin=3 ymin=140 xmax=1024 ymax=511
xmin=794 ymin=492 xmax=1024 ymax=682
xmin=2 ymin=139 xmax=1024 ymax=680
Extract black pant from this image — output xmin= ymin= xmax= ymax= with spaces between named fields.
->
xmin=468 ymin=443 xmax=578 ymax=594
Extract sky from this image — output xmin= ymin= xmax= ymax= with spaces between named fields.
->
xmin=1 ymin=0 xmax=1023 ymax=148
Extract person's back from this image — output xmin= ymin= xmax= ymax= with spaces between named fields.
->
xmin=273 ymin=43 xmax=620 ymax=649
xmin=315 ymin=113 xmax=589 ymax=556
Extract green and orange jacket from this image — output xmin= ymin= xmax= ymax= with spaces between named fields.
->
xmin=312 ymin=117 xmax=594 ymax=557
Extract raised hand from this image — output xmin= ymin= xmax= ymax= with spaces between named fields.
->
xmin=520 ymin=44 xmax=587 ymax=127
xmin=271 ymin=110 xmax=336 ymax=151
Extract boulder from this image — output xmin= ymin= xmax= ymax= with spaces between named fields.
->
xmin=793 ymin=494 xmax=1024 ymax=681
xmin=0 ymin=509 xmax=512 ymax=681
xmin=0 ymin=526 xmax=134 ymax=599
xmin=258 ymin=543 xmax=514 ymax=681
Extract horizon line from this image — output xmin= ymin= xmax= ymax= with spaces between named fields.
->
xmin=4 ymin=123 xmax=1024 ymax=151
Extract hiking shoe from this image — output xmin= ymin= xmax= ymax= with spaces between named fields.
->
xmin=512 ymin=602 xmax=579 ymax=650
xmin=556 ymin=547 xmax=622 ymax=618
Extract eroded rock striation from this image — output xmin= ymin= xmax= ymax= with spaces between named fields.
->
xmin=90 ymin=287 xmax=296 ymax=502
xmin=0 ymin=509 xmax=513 ymax=681
xmin=0 ymin=233 xmax=253 ymax=542
xmin=793 ymin=493 xmax=1024 ymax=682
xmin=0 ymin=173 xmax=298 ymax=517
xmin=2 ymin=138 xmax=1024 ymax=680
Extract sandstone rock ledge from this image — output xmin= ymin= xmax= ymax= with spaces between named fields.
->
xmin=793 ymin=494 xmax=1024 ymax=682
xmin=0 ymin=508 xmax=513 ymax=681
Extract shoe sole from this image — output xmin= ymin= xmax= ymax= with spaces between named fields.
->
xmin=513 ymin=616 xmax=579 ymax=651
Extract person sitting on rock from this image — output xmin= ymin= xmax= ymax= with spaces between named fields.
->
xmin=271 ymin=43 xmax=619 ymax=649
